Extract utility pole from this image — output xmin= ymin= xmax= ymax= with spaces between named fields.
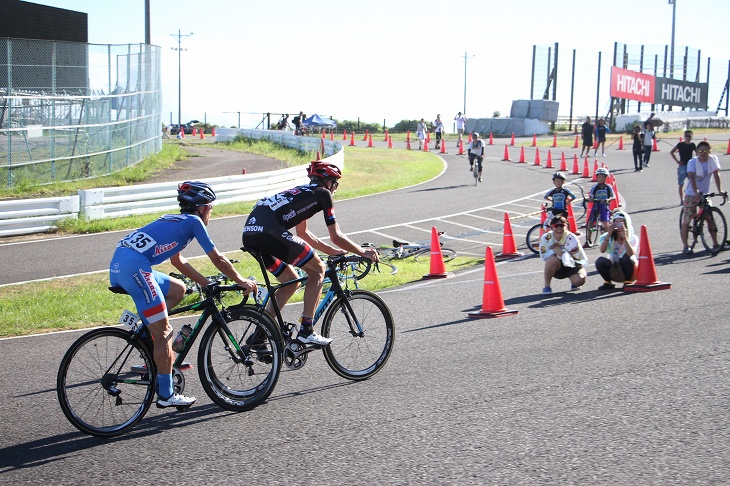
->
xmin=669 ymin=0 xmax=676 ymax=80
xmin=463 ymin=52 xmax=475 ymax=114
xmin=170 ymin=30 xmax=193 ymax=130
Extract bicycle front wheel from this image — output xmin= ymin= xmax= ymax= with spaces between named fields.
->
xmin=413 ymin=248 xmax=456 ymax=263
xmin=525 ymin=224 xmax=543 ymax=254
xmin=699 ymin=206 xmax=727 ymax=255
xmin=57 ymin=327 xmax=155 ymax=437
xmin=198 ymin=308 xmax=282 ymax=412
xmin=321 ymin=290 xmax=395 ymax=381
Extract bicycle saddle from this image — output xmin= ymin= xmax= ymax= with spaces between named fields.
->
xmin=393 ymin=239 xmax=409 ymax=248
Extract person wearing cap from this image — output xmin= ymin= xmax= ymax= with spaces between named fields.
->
xmin=595 ymin=211 xmax=639 ymax=290
xmin=544 ymin=172 xmax=576 ymax=218
xmin=454 ymin=112 xmax=468 ymax=142
xmin=538 ymin=215 xmax=588 ymax=295
xmin=433 ymin=114 xmax=444 ymax=149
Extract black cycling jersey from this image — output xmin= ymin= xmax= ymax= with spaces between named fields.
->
xmin=244 ymin=183 xmax=336 ymax=232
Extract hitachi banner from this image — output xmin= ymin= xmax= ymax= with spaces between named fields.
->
xmin=654 ymin=77 xmax=708 ymax=109
xmin=610 ymin=66 xmax=708 ymax=109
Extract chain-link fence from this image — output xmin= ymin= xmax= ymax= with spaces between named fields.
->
xmin=0 ymin=39 xmax=162 ymax=188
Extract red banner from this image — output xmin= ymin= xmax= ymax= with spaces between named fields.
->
xmin=610 ymin=67 xmax=655 ymax=103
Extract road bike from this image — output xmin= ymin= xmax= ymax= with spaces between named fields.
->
xmin=168 ymin=260 xmax=239 ymax=301
xmin=375 ymin=232 xmax=457 ymax=263
xmin=57 ymin=282 xmax=281 ymax=437
xmin=679 ymin=192 xmax=728 ymax=255
xmin=240 ymin=247 xmax=395 ymax=381
xmin=470 ymin=154 xmax=482 ymax=186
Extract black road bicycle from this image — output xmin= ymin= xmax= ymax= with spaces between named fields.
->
xmin=679 ymin=192 xmax=728 ymax=255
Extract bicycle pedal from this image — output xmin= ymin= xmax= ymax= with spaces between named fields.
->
xmin=178 ymin=362 xmax=193 ymax=371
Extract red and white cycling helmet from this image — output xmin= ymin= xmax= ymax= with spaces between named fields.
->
xmin=307 ymin=162 xmax=342 ymax=180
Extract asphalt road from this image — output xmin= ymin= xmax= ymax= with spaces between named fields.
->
xmin=2 ymin=134 xmax=730 ymax=484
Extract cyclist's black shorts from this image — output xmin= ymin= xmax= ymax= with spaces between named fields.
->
xmin=550 ymin=208 xmax=569 ymax=218
xmin=469 ymin=154 xmax=484 ymax=166
xmin=242 ymin=209 xmax=315 ymax=276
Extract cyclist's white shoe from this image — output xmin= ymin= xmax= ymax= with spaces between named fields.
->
xmin=157 ymin=393 xmax=196 ymax=408
xmin=297 ymin=331 xmax=333 ymax=346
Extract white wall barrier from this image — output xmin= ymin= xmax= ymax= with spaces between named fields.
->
xmin=0 ymin=130 xmax=344 ymax=237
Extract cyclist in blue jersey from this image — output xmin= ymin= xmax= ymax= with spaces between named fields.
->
xmin=242 ymin=162 xmax=379 ymax=346
xmin=110 ymin=181 xmax=256 ymax=409
xmin=586 ymin=167 xmax=615 ymax=237
xmin=544 ymin=172 xmax=576 ymax=218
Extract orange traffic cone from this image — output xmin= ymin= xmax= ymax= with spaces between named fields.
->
xmin=406 ymin=138 xmax=412 ymax=150
xmin=573 ymin=135 xmax=579 ymax=148
xmin=624 ymin=225 xmax=671 ymax=292
xmin=330 ymin=130 xmax=334 ymax=141
xmin=510 ymin=132 xmax=515 ymax=146
xmin=545 ymin=149 xmax=554 ymax=169
xmin=725 ymin=139 xmax=730 ymax=155
xmin=468 ymin=133 xmax=473 ymax=143
xmin=591 ymin=159 xmax=599 ymax=181
xmin=467 ymin=247 xmax=518 ymax=318
xmin=652 ymin=137 xmax=659 ymax=151
xmin=322 ymin=130 xmax=326 ymax=139
xmin=617 ymin=136 xmax=624 ymax=150
xmin=440 ymin=139 xmax=447 ymax=154
xmin=368 ymin=134 xmax=373 ymax=147
xmin=349 ymin=132 xmax=356 ymax=146
xmin=593 ymin=139 xmax=599 ymax=149
xmin=496 ymin=212 xmax=524 ymax=259
xmin=343 ymin=129 xmax=347 ymax=141
xmin=457 ymin=139 xmax=464 ymax=155
xmin=518 ymin=146 xmax=526 ymax=163
xmin=315 ymin=150 xmax=321 ymax=161
xmin=560 ymin=151 xmax=567 ymax=171
xmin=534 ymin=148 xmax=541 ymax=166
xmin=422 ymin=227 xmax=453 ymax=279
xmin=179 ymin=128 xmax=185 ymax=139
xmin=406 ymin=131 xmax=411 ymax=143
xmin=426 ymin=132 xmax=431 ymax=143
xmin=552 ymin=133 xmax=557 ymax=147
xmin=384 ymin=129 xmax=389 ymax=142
xmin=582 ymin=158 xmax=590 ymax=178
xmin=192 ymin=127 xmax=197 ymax=136
xmin=388 ymin=136 xmax=393 ymax=149
xmin=199 ymin=129 xmax=204 ymax=140
xmin=531 ymin=134 xmax=537 ymax=147
xmin=488 ymin=132 xmax=494 ymax=145
xmin=423 ymin=140 xmax=429 ymax=152
xmin=362 ymin=130 xmax=369 ymax=141
xmin=609 ymin=174 xmax=621 ymax=209
xmin=211 ymin=127 xmax=216 ymax=137
xmin=502 ymin=144 xmax=511 ymax=161
xmin=566 ymin=203 xmax=579 ymax=235
xmin=572 ymin=154 xmax=580 ymax=174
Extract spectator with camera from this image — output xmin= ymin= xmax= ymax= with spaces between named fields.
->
xmin=595 ymin=211 xmax=639 ymax=290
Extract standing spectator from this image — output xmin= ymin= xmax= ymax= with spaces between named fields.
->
xmin=416 ymin=118 xmax=428 ymax=150
xmin=595 ymin=211 xmax=639 ymax=290
xmin=632 ymin=125 xmax=644 ymax=172
xmin=669 ymin=130 xmax=697 ymax=205
xmin=680 ymin=141 xmax=724 ymax=254
xmin=433 ymin=114 xmax=444 ymax=149
xmin=292 ymin=111 xmax=305 ymax=135
xmin=580 ymin=116 xmax=594 ymax=158
xmin=454 ymin=112 xmax=468 ymax=142
xmin=593 ymin=118 xmax=610 ymax=157
xmin=538 ymin=215 xmax=588 ymax=294
xmin=641 ymin=121 xmax=655 ymax=168
xmin=277 ymin=114 xmax=290 ymax=130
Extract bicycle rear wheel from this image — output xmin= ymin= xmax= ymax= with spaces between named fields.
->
xmin=321 ymin=290 xmax=395 ymax=381
xmin=525 ymin=224 xmax=543 ymax=254
xmin=57 ymin=327 xmax=155 ymax=437
xmin=413 ymin=248 xmax=456 ymax=263
xmin=699 ymin=206 xmax=727 ymax=255
xmin=473 ymin=162 xmax=479 ymax=185
xmin=198 ymin=308 xmax=281 ymax=411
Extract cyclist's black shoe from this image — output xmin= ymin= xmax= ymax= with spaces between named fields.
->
xmin=246 ymin=329 xmax=273 ymax=364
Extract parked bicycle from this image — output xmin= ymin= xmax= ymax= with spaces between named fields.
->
xmin=583 ymin=199 xmax=610 ymax=248
xmin=679 ymin=192 xmax=728 ymax=255
xmin=57 ymin=282 xmax=281 ymax=437
xmin=525 ymin=204 xmax=555 ymax=254
xmin=375 ymin=232 xmax=457 ymax=263
xmin=241 ymin=247 xmax=395 ymax=381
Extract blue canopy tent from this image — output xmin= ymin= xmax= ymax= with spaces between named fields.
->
xmin=302 ymin=114 xmax=336 ymax=128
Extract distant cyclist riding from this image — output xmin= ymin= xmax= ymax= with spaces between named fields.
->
xmin=467 ymin=132 xmax=485 ymax=184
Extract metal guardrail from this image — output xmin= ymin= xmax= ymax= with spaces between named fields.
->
xmin=0 ymin=129 xmax=344 ymax=237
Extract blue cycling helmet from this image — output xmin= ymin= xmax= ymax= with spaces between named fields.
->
xmin=177 ymin=181 xmax=216 ymax=210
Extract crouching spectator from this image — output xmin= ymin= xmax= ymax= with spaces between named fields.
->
xmin=595 ymin=211 xmax=639 ymax=290
xmin=539 ymin=215 xmax=588 ymax=295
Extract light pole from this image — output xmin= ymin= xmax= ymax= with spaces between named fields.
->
xmin=668 ymin=0 xmax=676 ymax=80
xmin=224 ymin=111 xmax=241 ymax=129
xmin=462 ymin=52 xmax=475 ymax=114
xmin=170 ymin=30 xmax=193 ymax=130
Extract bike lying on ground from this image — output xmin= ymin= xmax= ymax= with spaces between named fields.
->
xmin=679 ymin=192 xmax=728 ymax=255
xmin=57 ymin=282 xmax=281 ymax=437
xmin=241 ymin=247 xmax=395 ymax=381
xmin=373 ymin=232 xmax=457 ymax=263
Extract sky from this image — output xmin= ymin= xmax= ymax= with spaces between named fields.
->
xmin=28 ymin=0 xmax=730 ymax=129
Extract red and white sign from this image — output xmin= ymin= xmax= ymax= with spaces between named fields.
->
xmin=610 ymin=67 xmax=655 ymax=103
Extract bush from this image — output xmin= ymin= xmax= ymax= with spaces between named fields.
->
xmin=334 ymin=119 xmax=382 ymax=134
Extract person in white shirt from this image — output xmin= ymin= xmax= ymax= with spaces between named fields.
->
xmin=454 ymin=112 xmax=467 ymax=142
xmin=538 ymin=216 xmax=587 ymax=294
xmin=416 ymin=118 xmax=427 ymax=150
xmin=466 ymin=132 xmax=485 ymax=182
xmin=680 ymin=140 xmax=724 ymax=254
xmin=433 ymin=114 xmax=444 ymax=149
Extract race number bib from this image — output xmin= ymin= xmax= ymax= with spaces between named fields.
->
xmin=121 ymin=231 xmax=157 ymax=253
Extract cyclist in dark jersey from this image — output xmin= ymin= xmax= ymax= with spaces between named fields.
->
xmin=242 ymin=162 xmax=379 ymax=346
xmin=544 ymin=171 xmax=576 ymax=217
xmin=110 ymin=181 xmax=256 ymax=409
